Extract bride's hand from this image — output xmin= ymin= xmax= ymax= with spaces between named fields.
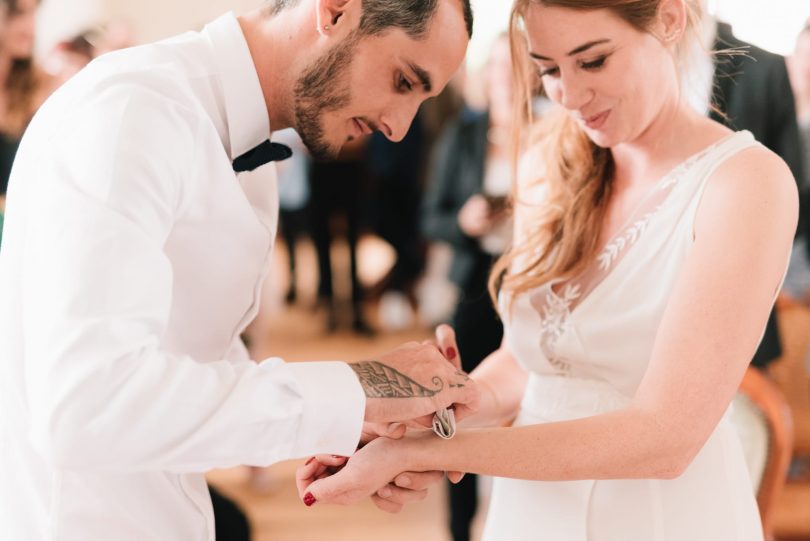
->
xmin=298 ymin=436 xmax=419 ymax=507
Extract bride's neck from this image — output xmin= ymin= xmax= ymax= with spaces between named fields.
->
xmin=610 ymin=103 xmax=707 ymax=191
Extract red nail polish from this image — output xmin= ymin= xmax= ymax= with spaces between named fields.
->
xmin=447 ymin=347 xmax=457 ymax=360
xmin=304 ymin=492 xmax=317 ymax=507
xmin=305 ymin=457 xmax=316 ymax=466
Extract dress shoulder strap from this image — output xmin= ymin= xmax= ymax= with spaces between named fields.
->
xmin=684 ymin=130 xmax=762 ymax=234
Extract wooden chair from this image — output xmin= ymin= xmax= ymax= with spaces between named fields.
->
xmin=731 ymin=367 xmax=795 ymax=541
xmin=767 ymin=295 xmax=810 ymax=540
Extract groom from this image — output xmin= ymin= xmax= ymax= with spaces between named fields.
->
xmin=0 ymin=0 xmax=475 ymax=539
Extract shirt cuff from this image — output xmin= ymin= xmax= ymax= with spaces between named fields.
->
xmin=286 ymin=361 xmax=366 ymax=457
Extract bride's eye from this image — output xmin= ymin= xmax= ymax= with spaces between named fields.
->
xmin=539 ymin=66 xmax=560 ymax=78
xmin=580 ymin=56 xmax=608 ymax=71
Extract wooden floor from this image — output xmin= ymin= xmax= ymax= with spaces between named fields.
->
xmin=206 ymin=238 xmax=485 ymax=540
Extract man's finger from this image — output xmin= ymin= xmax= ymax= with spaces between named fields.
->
xmin=385 ymin=423 xmax=406 ymax=439
xmin=393 ymin=470 xmax=445 ymax=491
xmin=361 ymin=422 xmax=407 ymax=444
xmin=370 ymin=494 xmax=404 ymax=514
xmin=447 ymin=471 xmax=466 ymax=484
xmin=411 ymin=413 xmax=434 ymax=429
xmin=376 ymin=484 xmax=429 ymax=505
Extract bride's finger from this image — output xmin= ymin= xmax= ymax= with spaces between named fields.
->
xmin=314 ymin=454 xmax=348 ymax=466
xmin=295 ymin=457 xmax=325 ymax=496
xmin=435 ymin=324 xmax=460 ymax=369
xmin=296 ymin=455 xmax=348 ymax=496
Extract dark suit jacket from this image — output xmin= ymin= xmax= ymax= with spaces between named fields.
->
xmin=421 ymin=109 xmax=493 ymax=291
xmin=710 ymin=23 xmax=806 ymax=367
xmin=711 ymin=23 xmax=805 ymax=187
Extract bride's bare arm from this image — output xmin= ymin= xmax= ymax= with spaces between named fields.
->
xmin=299 ymin=146 xmax=798 ymax=505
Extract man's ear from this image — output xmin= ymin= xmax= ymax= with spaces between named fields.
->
xmin=654 ymin=0 xmax=688 ymax=45
xmin=315 ymin=0 xmax=358 ymax=36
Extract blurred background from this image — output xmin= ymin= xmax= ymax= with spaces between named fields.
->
xmin=33 ymin=0 xmax=810 ymax=60
xmin=3 ymin=0 xmax=810 ymax=540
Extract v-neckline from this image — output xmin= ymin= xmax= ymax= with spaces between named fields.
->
xmin=537 ymin=130 xmax=742 ymax=319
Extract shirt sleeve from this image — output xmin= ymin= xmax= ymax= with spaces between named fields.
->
xmin=21 ymin=84 xmax=364 ymax=472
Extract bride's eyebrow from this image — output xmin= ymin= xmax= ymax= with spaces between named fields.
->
xmin=530 ymin=38 xmax=612 ymax=61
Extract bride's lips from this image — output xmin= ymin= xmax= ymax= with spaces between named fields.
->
xmin=583 ymin=109 xmax=611 ymax=130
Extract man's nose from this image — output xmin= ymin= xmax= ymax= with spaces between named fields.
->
xmin=380 ymin=102 xmax=420 ymax=143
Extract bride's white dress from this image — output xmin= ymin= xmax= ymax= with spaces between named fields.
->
xmin=482 ymin=131 xmax=766 ymax=541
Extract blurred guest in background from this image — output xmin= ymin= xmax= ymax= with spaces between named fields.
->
xmin=792 ymin=20 xmax=810 ymax=128
xmin=309 ymin=137 xmax=375 ymax=335
xmin=367 ymin=115 xmax=427 ymax=331
xmin=0 ymin=0 xmax=51 ymax=214
xmin=43 ymin=30 xmax=99 ymax=86
xmin=275 ymin=128 xmax=312 ymax=305
xmin=371 ymin=81 xmax=466 ymax=331
xmin=421 ymin=34 xmax=516 ymax=541
xmin=785 ymin=20 xmax=810 ymax=303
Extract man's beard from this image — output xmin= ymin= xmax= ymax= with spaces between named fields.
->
xmin=293 ymin=33 xmax=359 ymax=161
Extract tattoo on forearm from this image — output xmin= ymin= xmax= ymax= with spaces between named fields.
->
xmin=350 ymin=361 xmax=444 ymax=398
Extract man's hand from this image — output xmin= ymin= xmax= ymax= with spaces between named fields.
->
xmin=351 ymin=341 xmax=478 ymax=427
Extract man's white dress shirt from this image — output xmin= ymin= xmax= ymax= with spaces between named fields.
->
xmin=0 ymin=13 xmax=365 ymax=540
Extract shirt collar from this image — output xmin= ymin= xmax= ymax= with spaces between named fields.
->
xmin=203 ymin=12 xmax=271 ymax=161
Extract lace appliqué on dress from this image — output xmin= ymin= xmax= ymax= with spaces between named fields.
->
xmin=527 ymin=144 xmax=713 ymax=375
xmin=533 ymin=284 xmax=580 ymax=374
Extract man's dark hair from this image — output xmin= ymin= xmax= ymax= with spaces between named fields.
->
xmin=268 ymin=0 xmax=473 ymax=39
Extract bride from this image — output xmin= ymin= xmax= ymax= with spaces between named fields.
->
xmin=298 ymin=0 xmax=797 ymax=538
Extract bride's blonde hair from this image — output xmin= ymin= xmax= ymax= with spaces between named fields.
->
xmin=489 ymin=0 xmax=704 ymax=310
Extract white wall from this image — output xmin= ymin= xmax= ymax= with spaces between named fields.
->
xmin=37 ymin=0 xmax=808 ymax=62
xmin=105 ymin=0 xmax=262 ymax=43
xmin=37 ymin=0 xmax=108 ymax=54
xmin=466 ymin=0 xmax=808 ymax=66
xmin=714 ymin=0 xmax=808 ymax=56
xmin=37 ymin=0 xmax=262 ymax=54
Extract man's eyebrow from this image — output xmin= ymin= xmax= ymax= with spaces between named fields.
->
xmin=529 ymin=39 xmax=612 ymax=61
xmin=407 ymin=62 xmax=433 ymax=93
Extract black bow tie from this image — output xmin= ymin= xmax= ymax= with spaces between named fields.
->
xmin=232 ymin=140 xmax=293 ymax=173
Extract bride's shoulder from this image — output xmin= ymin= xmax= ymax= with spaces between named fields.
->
xmin=697 ymin=137 xmax=797 ymax=237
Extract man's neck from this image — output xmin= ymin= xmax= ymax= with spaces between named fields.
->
xmin=238 ymin=6 xmax=316 ymax=132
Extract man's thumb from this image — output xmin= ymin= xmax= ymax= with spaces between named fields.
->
xmin=386 ymin=423 xmax=407 ymax=439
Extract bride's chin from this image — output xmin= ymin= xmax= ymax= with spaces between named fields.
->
xmin=583 ymin=130 xmax=615 ymax=149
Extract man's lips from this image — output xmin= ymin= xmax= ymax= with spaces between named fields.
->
xmin=353 ymin=118 xmax=373 ymax=136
